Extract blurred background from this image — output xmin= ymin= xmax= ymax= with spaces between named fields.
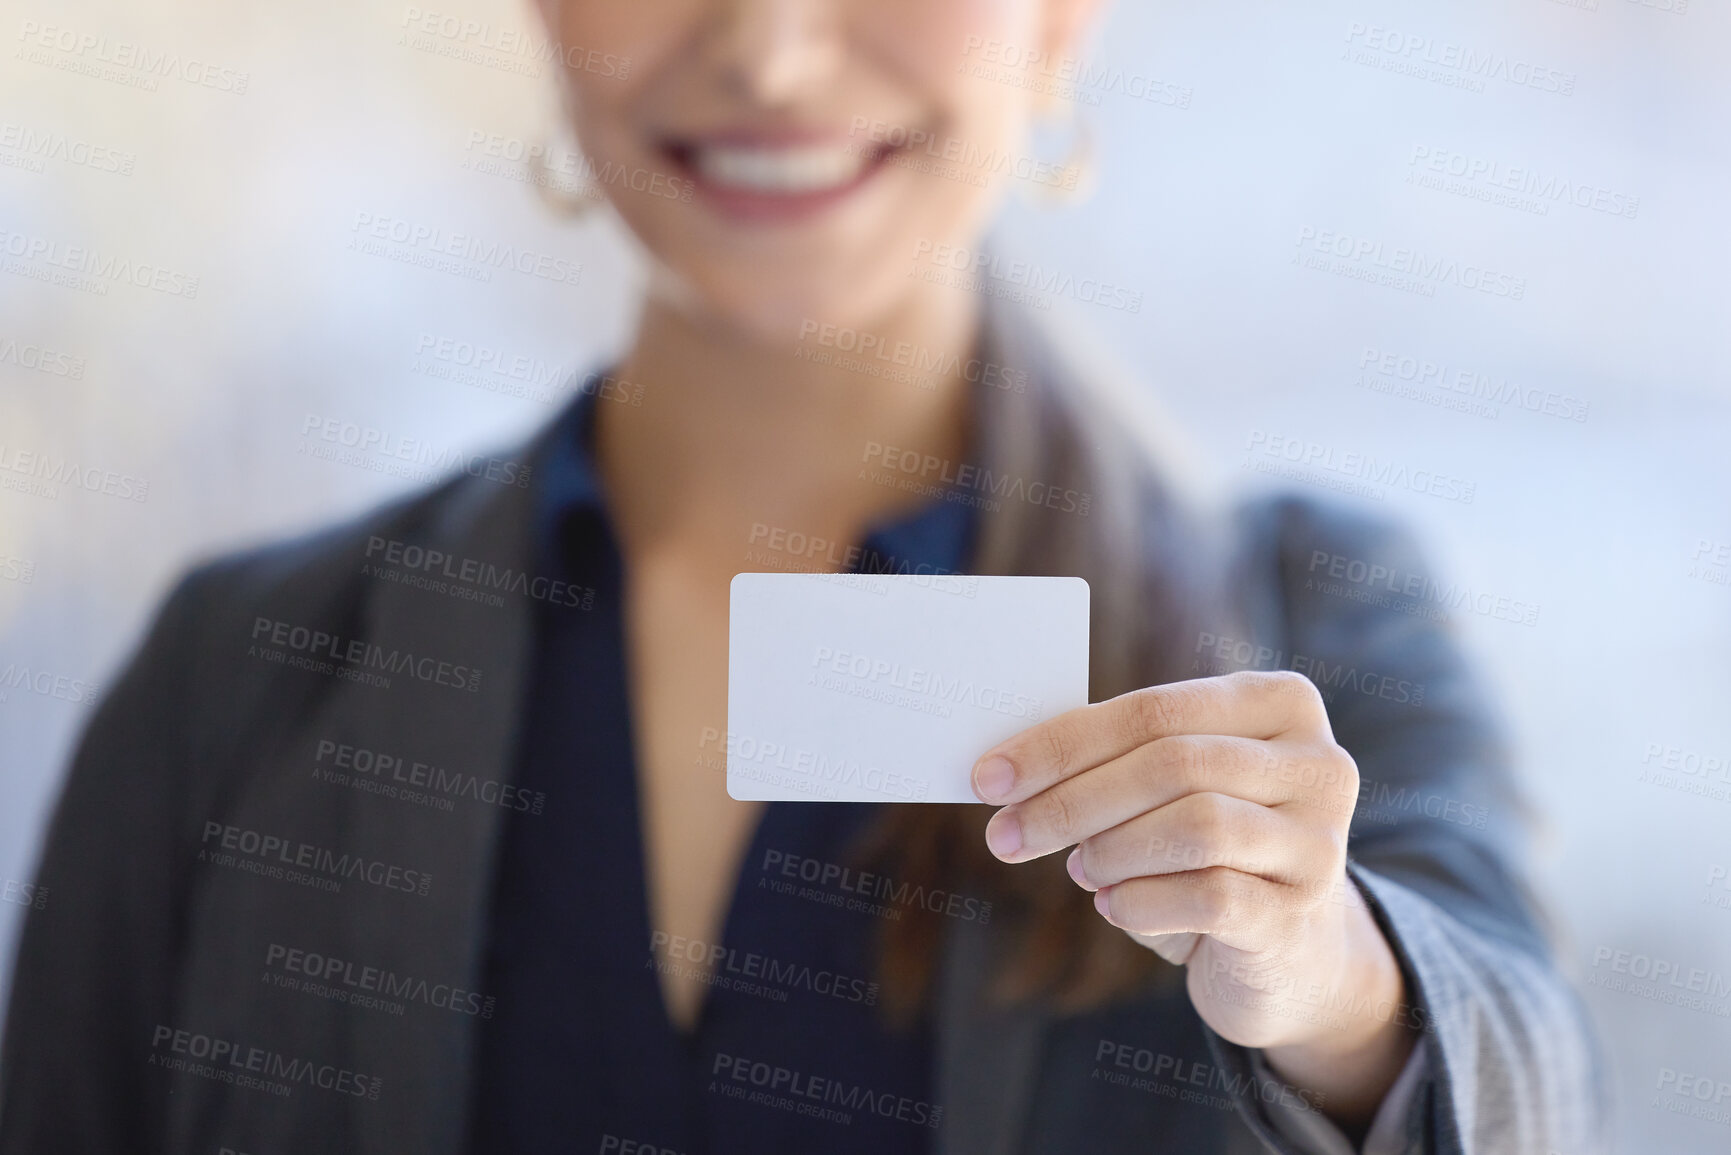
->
xmin=1 ymin=0 xmax=1727 ymax=1148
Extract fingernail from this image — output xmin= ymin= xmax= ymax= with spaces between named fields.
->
xmin=1065 ymin=847 xmax=1092 ymax=890
xmin=1093 ymin=887 xmax=1113 ymax=922
xmin=974 ymin=756 xmax=1016 ymax=802
xmin=985 ymin=811 xmax=1022 ymax=859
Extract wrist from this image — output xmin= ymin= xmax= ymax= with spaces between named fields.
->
xmin=1261 ymin=886 xmax=1419 ymax=1128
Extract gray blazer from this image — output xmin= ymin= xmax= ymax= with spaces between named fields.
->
xmin=0 ymin=304 xmax=1602 ymax=1154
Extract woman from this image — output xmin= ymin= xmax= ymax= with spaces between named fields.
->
xmin=0 ymin=0 xmax=1600 ymax=1152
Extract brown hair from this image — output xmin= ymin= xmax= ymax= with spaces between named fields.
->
xmin=859 ymin=299 xmax=1241 ymax=1021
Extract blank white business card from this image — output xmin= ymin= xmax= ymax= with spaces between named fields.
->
xmin=727 ymin=572 xmax=1090 ymax=803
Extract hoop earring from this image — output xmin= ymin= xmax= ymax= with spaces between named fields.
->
xmin=527 ymin=139 xmax=604 ymax=220
xmin=529 ymin=71 xmax=603 ymax=220
xmin=1020 ymin=111 xmax=1097 ymax=209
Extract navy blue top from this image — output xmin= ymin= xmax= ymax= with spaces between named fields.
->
xmin=467 ymin=383 xmax=979 ymax=1155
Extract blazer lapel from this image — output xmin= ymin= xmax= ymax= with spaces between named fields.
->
xmin=328 ymin=462 xmax=543 ymax=1155
xmin=934 ymin=911 xmax=1051 ymax=1155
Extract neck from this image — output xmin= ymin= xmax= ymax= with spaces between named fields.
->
xmin=595 ymin=283 xmax=982 ymax=567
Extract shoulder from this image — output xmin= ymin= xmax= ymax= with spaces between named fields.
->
xmin=118 ymin=471 xmax=497 ymax=755
xmin=170 ymin=399 xmax=564 ymax=630
xmin=1229 ymin=492 xmax=1435 ymax=588
xmin=1218 ymin=492 xmax=1495 ymax=727
xmin=170 ymin=475 xmax=464 ymax=639
xmin=1224 ymin=492 xmax=1449 ymax=645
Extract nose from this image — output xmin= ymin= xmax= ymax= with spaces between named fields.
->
xmin=707 ymin=0 xmax=842 ymax=104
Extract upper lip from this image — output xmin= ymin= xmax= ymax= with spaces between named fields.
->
xmin=659 ymin=122 xmax=902 ymax=151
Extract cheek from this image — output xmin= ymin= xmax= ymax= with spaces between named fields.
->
xmin=860 ymin=1 xmax=1043 ymax=208
xmin=870 ymin=0 xmax=1043 ymax=121
xmin=545 ymin=0 xmax=672 ymax=154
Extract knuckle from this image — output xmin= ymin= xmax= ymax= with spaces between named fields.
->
xmin=1264 ymin=668 xmax=1323 ymax=707
xmin=1117 ymin=886 xmax=1158 ymax=935
xmin=1155 ymin=735 xmax=1207 ymax=786
xmin=1036 ymin=723 xmax=1076 ymax=775
xmin=1247 ymin=741 xmax=1279 ymax=781
xmin=1189 ymin=867 xmax=1237 ymax=926
xmin=1129 ymin=681 xmax=1199 ymax=740
xmin=1317 ymin=816 xmax=1351 ymax=866
xmin=1183 ymin=792 xmax=1234 ymax=855
xmin=1124 ymin=686 xmax=1174 ymax=741
xmin=1330 ymin=746 xmax=1360 ymax=795
xmin=1032 ymin=783 xmax=1085 ymax=844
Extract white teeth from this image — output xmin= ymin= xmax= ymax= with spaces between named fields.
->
xmin=692 ymin=143 xmax=868 ymax=194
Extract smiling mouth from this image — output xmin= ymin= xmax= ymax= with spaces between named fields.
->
xmin=661 ymin=136 xmax=901 ymax=220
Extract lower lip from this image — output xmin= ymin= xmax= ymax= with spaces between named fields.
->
xmin=672 ymin=145 xmax=899 ymax=225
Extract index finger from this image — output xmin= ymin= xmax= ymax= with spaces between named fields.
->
xmin=970 ymin=670 xmax=1324 ymax=806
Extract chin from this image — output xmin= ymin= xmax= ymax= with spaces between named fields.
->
xmin=666 ymin=256 xmax=914 ymax=351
